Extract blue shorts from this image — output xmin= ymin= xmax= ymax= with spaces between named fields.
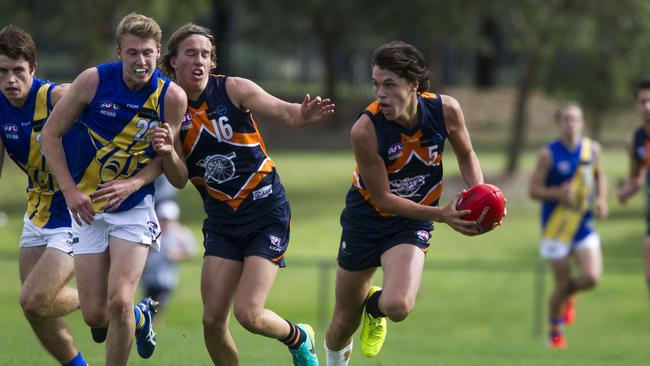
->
xmin=203 ymin=201 xmax=291 ymax=267
xmin=337 ymin=226 xmax=431 ymax=271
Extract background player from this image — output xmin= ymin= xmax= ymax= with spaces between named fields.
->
xmin=158 ymin=23 xmax=334 ymax=366
xmin=0 ymin=25 xmax=88 ymax=366
xmin=618 ymin=77 xmax=650 ymax=298
xmin=530 ymin=103 xmax=607 ymax=348
xmin=140 ymin=198 xmax=198 ymax=323
xmin=324 ymin=41 xmax=483 ymax=365
xmin=41 ymin=13 xmax=187 ymax=366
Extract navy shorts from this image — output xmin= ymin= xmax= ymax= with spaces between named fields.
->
xmin=337 ymin=226 xmax=431 ymax=271
xmin=203 ymin=202 xmax=291 ymax=267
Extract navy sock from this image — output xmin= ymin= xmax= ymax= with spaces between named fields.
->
xmin=91 ymin=327 xmax=108 ymax=343
xmin=281 ymin=320 xmax=306 ymax=349
xmin=365 ymin=290 xmax=385 ymax=318
xmin=62 ymin=352 xmax=87 ymax=366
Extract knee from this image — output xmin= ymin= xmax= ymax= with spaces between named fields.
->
xmin=233 ymin=304 xmax=264 ymax=334
xmin=381 ymin=298 xmax=414 ymax=322
xmin=202 ymin=312 xmax=229 ymax=336
xmin=107 ymin=296 xmax=133 ymax=322
xmin=19 ymin=289 xmax=48 ymax=319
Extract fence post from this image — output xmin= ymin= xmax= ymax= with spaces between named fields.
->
xmin=532 ymin=259 xmax=546 ymax=337
xmin=317 ymin=260 xmax=332 ymax=331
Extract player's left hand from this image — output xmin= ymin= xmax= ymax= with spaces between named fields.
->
xmin=300 ymin=94 xmax=335 ymax=124
xmin=91 ymin=179 xmax=141 ymax=212
xmin=152 ymin=123 xmax=174 ymax=156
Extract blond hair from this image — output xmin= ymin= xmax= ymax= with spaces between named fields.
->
xmin=116 ymin=12 xmax=162 ymax=47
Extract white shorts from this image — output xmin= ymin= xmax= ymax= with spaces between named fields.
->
xmin=540 ymin=232 xmax=600 ymax=260
xmin=19 ymin=215 xmax=74 ymax=255
xmin=72 ymin=195 xmax=161 ymax=255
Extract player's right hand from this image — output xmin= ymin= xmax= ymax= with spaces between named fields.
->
xmin=63 ymin=188 xmax=95 ymax=225
xmin=151 ymin=123 xmax=174 ymax=156
xmin=440 ymin=192 xmax=480 ymax=236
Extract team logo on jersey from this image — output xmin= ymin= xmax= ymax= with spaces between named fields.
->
xmin=181 ymin=113 xmax=193 ymax=130
xmin=3 ymin=123 xmax=19 ymax=139
xmin=99 ymin=102 xmax=118 ymax=117
xmin=388 ymin=143 xmax=404 ymax=160
xmin=197 ymin=152 xmax=239 ymax=184
xmin=389 ymin=175 xmax=427 ymax=197
xmin=637 ymin=146 xmax=646 ymax=160
xmin=268 ymin=235 xmax=283 ymax=252
xmin=252 ymin=184 xmax=273 ymax=200
xmin=217 ymin=105 xmax=228 ymax=116
xmin=558 ymin=160 xmax=571 ymax=174
xmin=416 ymin=230 xmax=430 ymax=242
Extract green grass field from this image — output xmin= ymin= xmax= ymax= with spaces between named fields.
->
xmin=1 ymin=148 xmax=649 ymax=365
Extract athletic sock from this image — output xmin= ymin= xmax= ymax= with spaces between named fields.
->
xmin=281 ymin=320 xmax=306 ymax=349
xmin=365 ymin=290 xmax=385 ymax=318
xmin=134 ymin=305 xmax=145 ymax=332
xmin=62 ymin=352 xmax=87 ymax=366
xmin=324 ymin=340 xmax=352 ymax=366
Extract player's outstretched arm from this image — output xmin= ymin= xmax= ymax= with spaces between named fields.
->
xmin=42 ymin=68 xmax=98 ymax=225
xmin=226 ymin=77 xmax=335 ymax=127
xmin=151 ymin=83 xmax=188 ymax=188
xmin=442 ymin=95 xmax=483 ymax=187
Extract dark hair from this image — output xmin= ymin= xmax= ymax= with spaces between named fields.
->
xmin=0 ymin=25 xmax=37 ymax=68
xmin=554 ymin=102 xmax=582 ymax=122
xmin=633 ymin=77 xmax=650 ymax=99
xmin=371 ymin=41 xmax=429 ymax=92
xmin=160 ymin=23 xmax=217 ymax=80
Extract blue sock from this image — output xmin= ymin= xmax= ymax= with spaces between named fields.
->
xmin=62 ymin=352 xmax=87 ymax=366
xmin=134 ymin=305 xmax=144 ymax=332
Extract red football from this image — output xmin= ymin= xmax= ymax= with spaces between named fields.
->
xmin=455 ymin=183 xmax=506 ymax=234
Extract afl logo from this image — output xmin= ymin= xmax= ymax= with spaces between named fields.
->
xmin=100 ymin=102 xmax=119 ymax=111
xmin=388 ymin=143 xmax=404 ymax=160
xmin=3 ymin=123 xmax=18 ymax=133
xmin=217 ymin=105 xmax=228 ymax=116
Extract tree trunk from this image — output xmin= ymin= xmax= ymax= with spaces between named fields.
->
xmin=505 ymin=48 xmax=540 ymax=176
xmin=312 ymin=11 xmax=340 ymax=128
xmin=211 ymin=0 xmax=233 ymax=75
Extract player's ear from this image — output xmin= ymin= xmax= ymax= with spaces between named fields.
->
xmin=116 ymin=46 xmax=121 ymax=60
xmin=412 ymin=80 xmax=419 ymax=92
xmin=156 ymin=43 xmax=161 ymax=59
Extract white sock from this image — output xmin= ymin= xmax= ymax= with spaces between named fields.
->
xmin=324 ymin=340 xmax=352 ymax=366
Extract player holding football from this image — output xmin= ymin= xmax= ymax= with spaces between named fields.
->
xmin=618 ymin=77 xmax=650 ymax=299
xmin=0 ymin=24 xmax=88 ymax=366
xmin=42 ymin=13 xmax=188 ymax=365
xmin=158 ymin=23 xmax=334 ymax=366
xmin=529 ymin=103 xmax=607 ymax=348
xmin=324 ymin=41 xmax=485 ymax=365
